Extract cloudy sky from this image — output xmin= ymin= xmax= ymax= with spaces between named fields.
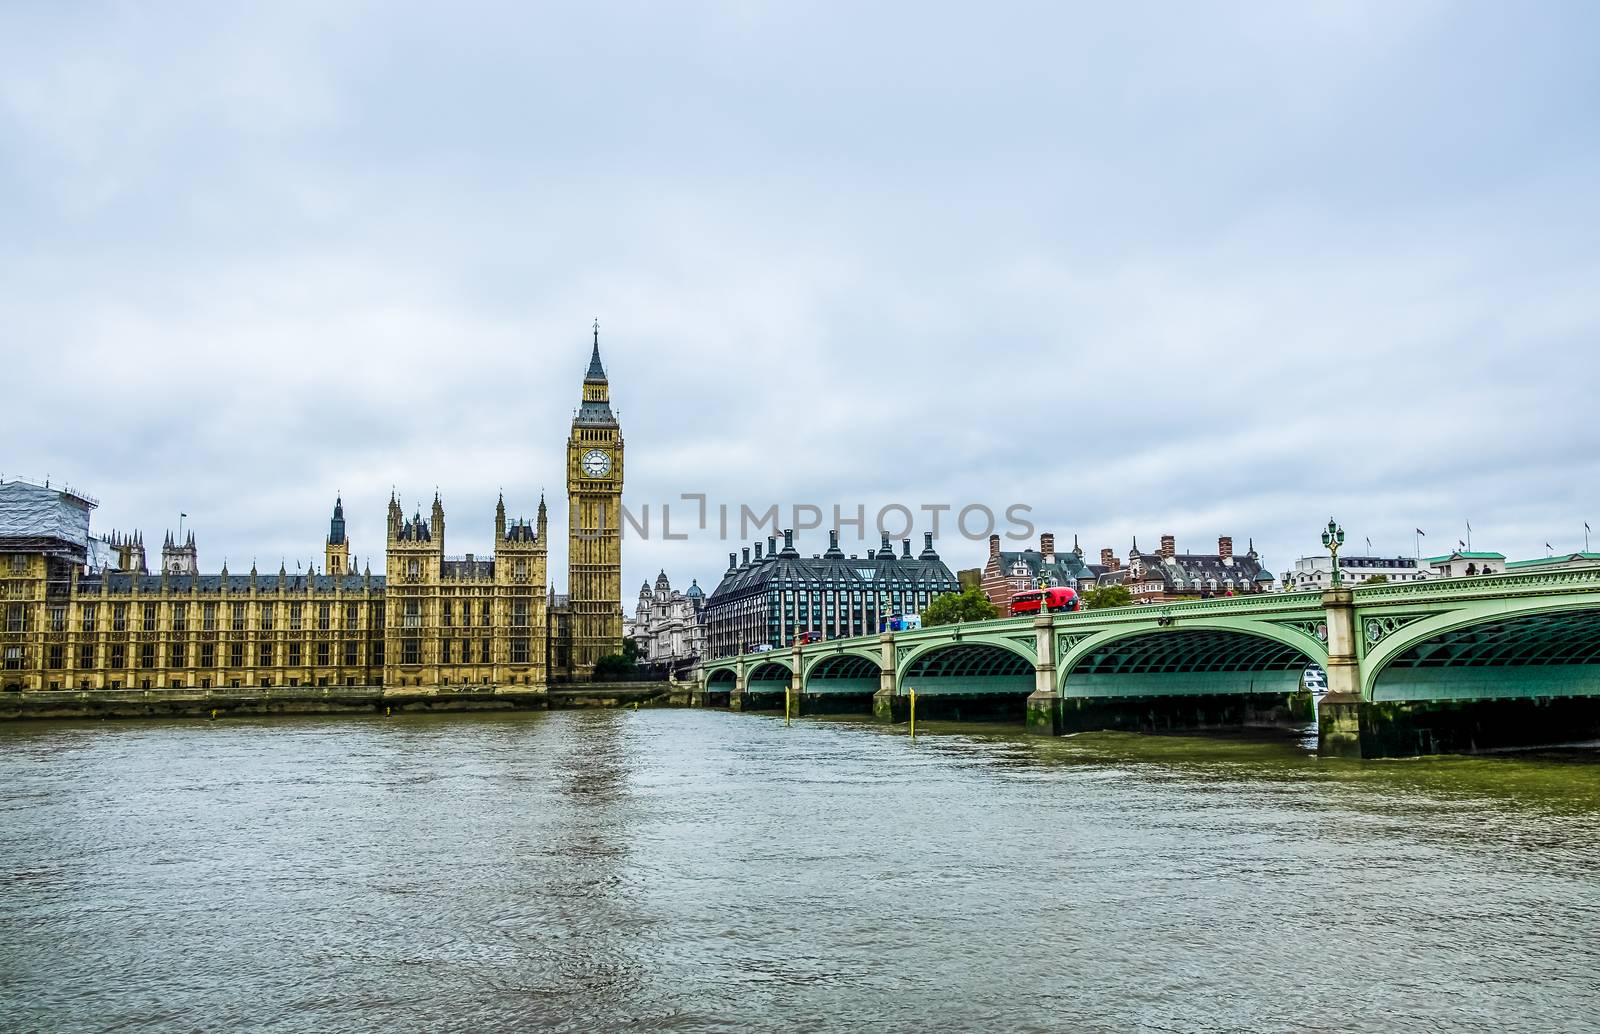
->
xmin=4 ymin=2 xmax=1598 ymax=596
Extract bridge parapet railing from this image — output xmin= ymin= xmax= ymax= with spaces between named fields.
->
xmin=783 ymin=595 xmax=1329 ymax=663
xmin=1351 ymin=565 xmax=1600 ymax=602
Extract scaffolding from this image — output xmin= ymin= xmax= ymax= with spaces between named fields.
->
xmin=0 ymin=477 xmax=96 ymax=561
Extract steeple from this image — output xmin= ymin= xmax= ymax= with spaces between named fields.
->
xmin=495 ymin=491 xmax=506 ymax=541
xmin=575 ymin=321 xmax=617 ymax=426
xmin=586 ymin=319 xmax=607 ymax=381
xmin=327 ymin=495 xmax=346 ymax=545
xmin=325 ymin=493 xmax=350 ymax=575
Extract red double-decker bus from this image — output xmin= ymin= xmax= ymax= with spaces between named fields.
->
xmin=1009 ymin=586 xmax=1080 ymax=616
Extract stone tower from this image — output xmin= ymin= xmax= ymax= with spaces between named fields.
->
xmin=383 ymin=492 xmax=442 ymax=685
xmin=161 ymin=529 xmax=198 ymax=575
xmin=565 ymin=321 xmax=625 ymax=678
xmin=325 ymin=495 xmax=349 ymax=575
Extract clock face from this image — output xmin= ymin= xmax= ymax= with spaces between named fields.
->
xmin=581 ymin=449 xmax=612 ymax=478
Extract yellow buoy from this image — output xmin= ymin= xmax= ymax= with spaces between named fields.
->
xmin=909 ymin=688 xmax=917 ymax=740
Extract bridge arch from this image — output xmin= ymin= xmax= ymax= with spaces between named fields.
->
xmin=1363 ymin=597 xmax=1600 ymax=701
xmin=1059 ymin=621 xmax=1325 ymax=698
xmin=896 ymin=635 xmax=1035 ymax=683
xmin=897 ymin=639 xmax=1036 ymax=697
xmin=804 ymin=650 xmax=880 ymax=682
xmin=703 ymin=665 xmax=739 ymax=687
xmin=746 ymin=659 xmax=793 ymax=683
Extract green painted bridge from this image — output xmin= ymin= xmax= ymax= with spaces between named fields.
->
xmin=693 ymin=566 xmax=1600 ymax=757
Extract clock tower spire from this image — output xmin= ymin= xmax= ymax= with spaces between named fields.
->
xmin=564 ymin=320 xmax=624 ymax=679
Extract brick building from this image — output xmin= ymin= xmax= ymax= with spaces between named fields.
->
xmin=981 ymin=532 xmax=1103 ymax=610
xmin=1096 ymin=534 xmax=1275 ymax=603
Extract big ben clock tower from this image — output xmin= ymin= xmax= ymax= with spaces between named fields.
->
xmin=565 ymin=320 xmax=625 ymax=678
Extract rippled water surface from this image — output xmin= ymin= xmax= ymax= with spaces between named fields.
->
xmin=3 ymin=710 xmax=1599 ymax=1032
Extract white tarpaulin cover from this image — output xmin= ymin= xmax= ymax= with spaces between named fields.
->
xmin=0 ymin=480 xmax=93 ymax=546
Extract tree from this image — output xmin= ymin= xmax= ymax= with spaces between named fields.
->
xmin=1362 ymin=574 xmax=1389 ymax=585
xmin=922 ymin=586 xmax=1000 ymax=626
xmin=592 ymin=638 xmax=641 ymax=681
xmin=1082 ymin=584 xmax=1133 ymax=610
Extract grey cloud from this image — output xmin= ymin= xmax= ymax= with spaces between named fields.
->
xmin=3 ymin=1 xmax=1598 ymax=593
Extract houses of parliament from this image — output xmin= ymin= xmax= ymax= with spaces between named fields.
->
xmin=0 ymin=330 xmax=625 ymax=692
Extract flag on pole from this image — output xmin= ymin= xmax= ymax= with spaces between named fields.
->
xmin=1458 ymin=540 xmax=1466 ymax=549
xmin=1365 ymin=537 xmax=1372 ymax=552
xmin=1416 ymin=528 xmax=1426 ymax=536
xmin=180 ymin=512 xmax=187 ymax=518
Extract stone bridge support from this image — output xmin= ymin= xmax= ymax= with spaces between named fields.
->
xmin=727 ymin=660 xmax=750 ymax=712
xmin=872 ymin=632 xmax=902 ymax=722
xmin=1025 ymin=615 xmax=1061 ymax=734
xmin=789 ymin=641 xmax=804 ymax=716
xmin=1314 ymin=587 xmax=1365 ymax=756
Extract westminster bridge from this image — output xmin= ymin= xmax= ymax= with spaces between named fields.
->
xmin=694 ymin=566 xmax=1600 ymax=757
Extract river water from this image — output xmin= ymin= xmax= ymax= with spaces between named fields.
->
xmin=2 ymin=710 xmax=1597 ymax=1033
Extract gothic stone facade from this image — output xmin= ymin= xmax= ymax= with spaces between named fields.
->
xmin=0 ymin=332 xmax=624 ymax=691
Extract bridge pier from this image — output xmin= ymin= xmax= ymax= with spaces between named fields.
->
xmin=1025 ymin=614 xmax=1062 ymax=735
xmin=1057 ymin=693 xmax=1309 ymax=736
xmin=1316 ymin=585 xmax=1367 ymax=753
xmin=871 ymin=632 xmax=899 ymax=723
xmin=1319 ymin=696 xmax=1600 ymax=758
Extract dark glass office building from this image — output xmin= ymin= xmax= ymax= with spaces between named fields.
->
xmin=704 ymin=529 xmax=959 ymax=657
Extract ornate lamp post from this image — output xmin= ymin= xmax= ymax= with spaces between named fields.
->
xmin=1321 ymin=518 xmax=1346 ymax=587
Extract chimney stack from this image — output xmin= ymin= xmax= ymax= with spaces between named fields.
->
xmin=742 ymin=547 xmax=751 ymax=567
xmin=902 ymin=539 xmax=912 ymax=559
xmin=1160 ymin=534 xmax=1176 ymax=559
xmin=1100 ymin=547 xmax=1115 ymax=568
xmin=783 ymin=529 xmax=794 ymax=552
xmin=989 ymin=533 xmax=1001 ymax=561
xmin=1040 ymin=532 xmax=1055 ymax=561
xmin=922 ymin=531 xmax=937 ymax=558
xmin=1218 ymin=536 xmax=1234 ymax=560
xmin=754 ymin=542 xmax=764 ymax=562
xmin=767 ymin=535 xmax=777 ymax=558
